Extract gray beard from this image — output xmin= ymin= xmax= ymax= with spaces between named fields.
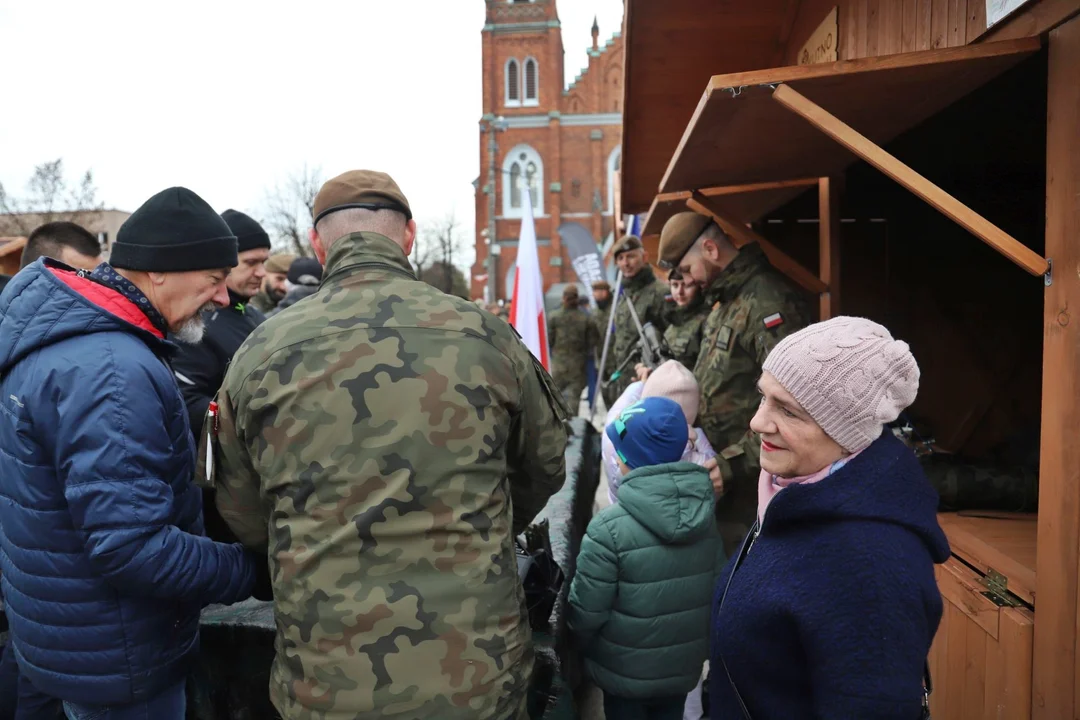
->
xmin=172 ymin=303 xmax=216 ymax=345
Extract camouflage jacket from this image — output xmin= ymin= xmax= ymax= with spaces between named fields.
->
xmin=209 ymin=232 xmax=570 ymax=720
xmin=661 ymin=295 xmax=708 ymax=370
xmin=693 ymin=244 xmax=809 ymax=550
xmin=601 ymin=267 xmax=668 ymax=402
xmin=548 ymin=306 xmax=598 ymax=397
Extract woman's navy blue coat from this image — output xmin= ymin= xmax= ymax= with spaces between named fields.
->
xmin=711 ymin=434 xmax=951 ymax=719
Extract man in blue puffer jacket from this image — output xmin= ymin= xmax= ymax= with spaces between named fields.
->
xmin=0 ymin=187 xmax=258 ymax=719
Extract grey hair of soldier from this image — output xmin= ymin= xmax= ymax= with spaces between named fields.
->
xmin=315 ymin=207 xmax=408 ymax=248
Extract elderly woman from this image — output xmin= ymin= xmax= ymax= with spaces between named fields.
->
xmin=710 ymin=316 xmax=950 ymax=720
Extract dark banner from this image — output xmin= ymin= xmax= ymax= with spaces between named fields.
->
xmin=558 ymin=222 xmax=605 ymax=307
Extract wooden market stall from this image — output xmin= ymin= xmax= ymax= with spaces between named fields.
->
xmin=0 ymin=238 xmax=27 ymax=276
xmin=619 ymin=1 xmax=1080 ymax=718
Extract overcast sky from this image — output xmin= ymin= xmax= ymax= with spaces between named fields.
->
xmin=0 ymin=0 xmax=624 ymax=266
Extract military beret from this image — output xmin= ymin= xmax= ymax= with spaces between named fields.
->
xmin=264 ymin=253 xmax=297 ymax=274
xmin=591 ymin=279 xmax=612 ymax=291
xmin=659 ymin=212 xmax=713 ymax=268
xmin=612 ymin=234 xmax=644 ymax=257
xmin=313 ymin=170 xmax=412 ymax=226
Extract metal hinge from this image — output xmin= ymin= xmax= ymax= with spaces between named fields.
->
xmin=980 ymin=568 xmax=1022 ymax=607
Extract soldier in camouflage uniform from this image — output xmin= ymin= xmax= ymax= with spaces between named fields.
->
xmin=591 ymin=278 xmax=613 ymax=342
xmin=660 ymin=268 xmax=709 ymax=370
xmin=659 ymin=212 xmax=809 ymax=553
xmin=600 ymin=236 xmax=668 ymax=408
xmin=548 ymin=284 xmax=598 ymax=409
xmin=251 ymin=252 xmax=295 ymax=314
xmin=209 ymin=170 xmax=570 ymax=720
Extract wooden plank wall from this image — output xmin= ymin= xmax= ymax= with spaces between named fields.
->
xmin=785 ymin=0 xmax=991 ymax=63
xmin=1033 ymin=15 xmax=1080 ymax=720
xmin=840 ymin=0 xmax=988 ymax=58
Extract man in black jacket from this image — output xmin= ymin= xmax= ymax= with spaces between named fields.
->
xmin=171 ymin=209 xmax=270 ymax=438
xmin=170 ymin=209 xmax=271 ymax=547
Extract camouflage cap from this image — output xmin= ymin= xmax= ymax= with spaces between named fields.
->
xmin=592 ymin=279 xmax=612 ymax=291
xmin=313 ymin=170 xmax=413 ymax=226
xmin=264 ymin=253 xmax=297 ymax=274
xmin=563 ymin=284 xmax=579 ymax=298
xmin=659 ymin=212 xmax=713 ymax=269
xmin=612 ymin=234 xmax=644 ymax=257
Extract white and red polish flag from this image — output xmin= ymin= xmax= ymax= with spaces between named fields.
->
xmin=509 ymin=183 xmax=550 ymax=370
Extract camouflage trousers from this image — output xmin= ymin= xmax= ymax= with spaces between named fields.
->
xmin=556 ymin=380 xmax=586 ymax=413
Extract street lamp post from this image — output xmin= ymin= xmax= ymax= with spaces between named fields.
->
xmin=484 ymin=116 xmax=507 ymax=303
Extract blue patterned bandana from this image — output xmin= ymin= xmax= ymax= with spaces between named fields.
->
xmin=88 ymin=263 xmax=169 ymax=337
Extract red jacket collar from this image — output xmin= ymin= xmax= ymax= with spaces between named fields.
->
xmin=50 ymin=268 xmax=165 ymax=339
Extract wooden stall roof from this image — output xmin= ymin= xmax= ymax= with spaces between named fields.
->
xmin=653 ymin=38 xmax=1041 ymax=227
xmin=0 ymin=237 xmax=27 ymax=258
xmin=620 ymin=0 xmax=802 ymax=215
xmin=641 ymin=178 xmax=821 ymax=240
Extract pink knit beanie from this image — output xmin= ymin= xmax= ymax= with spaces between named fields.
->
xmin=762 ymin=316 xmax=920 ymax=453
xmin=643 ymin=360 xmax=700 ymax=425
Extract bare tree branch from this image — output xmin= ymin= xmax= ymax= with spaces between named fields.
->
xmin=0 ymin=159 xmax=103 ymax=236
xmin=262 ymin=164 xmax=322 ymax=257
xmin=415 ymin=212 xmax=468 ymax=298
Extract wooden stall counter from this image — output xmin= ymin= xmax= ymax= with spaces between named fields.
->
xmin=930 ymin=512 xmax=1036 ymax=719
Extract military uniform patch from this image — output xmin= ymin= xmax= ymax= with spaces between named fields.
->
xmin=763 ymin=312 xmax=784 ymax=329
xmin=716 ymin=325 xmax=734 ymax=351
xmin=719 ymin=444 xmax=745 ymax=460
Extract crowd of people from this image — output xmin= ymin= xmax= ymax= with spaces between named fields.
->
xmin=0 ymin=169 xmax=949 ymax=720
xmin=0 ymin=171 xmax=568 ymax=720
xmin=551 ymin=214 xmax=949 ymax=720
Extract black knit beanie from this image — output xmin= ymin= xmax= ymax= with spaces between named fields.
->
xmin=110 ymin=187 xmax=238 ymax=272
xmin=287 ymin=257 xmax=323 ymax=286
xmin=221 ymin=209 xmax=272 ymax=253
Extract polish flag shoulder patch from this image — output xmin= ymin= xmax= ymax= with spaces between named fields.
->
xmin=763 ymin=313 xmax=784 ymax=329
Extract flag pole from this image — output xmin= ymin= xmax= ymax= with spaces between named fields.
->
xmin=591 ymin=269 xmax=623 ymax=416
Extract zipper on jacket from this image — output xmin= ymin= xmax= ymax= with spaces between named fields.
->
xmin=747 ymin=518 xmax=762 ymax=555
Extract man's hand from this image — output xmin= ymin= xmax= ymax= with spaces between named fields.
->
xmin=704 ymin=457 xmax=725 ymax=497
xmin=634 ymin=363 xmax=651 ymax=382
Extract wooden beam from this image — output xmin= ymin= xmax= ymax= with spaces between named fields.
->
xmin=1034 ymin=16 xmax=1080 ymax=720
xmin=818 ymin=177 xmax=841 ymax=319
xmin=654 ymin=177 xmax=822 ymax=204
xmin=687 ymin=191 xmax=828 ymax=295
xmin=772 ymin=82 xmax=1050 ymax=278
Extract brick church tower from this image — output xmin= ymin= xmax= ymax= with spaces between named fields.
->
xmin=471 ymin=0 xmax=624 ymax=302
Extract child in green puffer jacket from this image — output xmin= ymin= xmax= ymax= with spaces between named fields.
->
xmin=568 ymin=397 xmax=726 ymax=720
